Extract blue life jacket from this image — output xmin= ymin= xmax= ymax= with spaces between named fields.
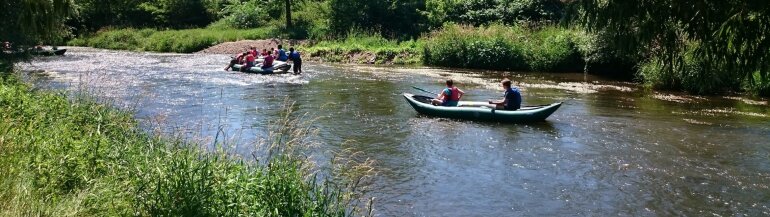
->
xmin=277 ymin=49 xmax=288 ymax=61
xmin=289 ymin=51 xmax=301 ymax=61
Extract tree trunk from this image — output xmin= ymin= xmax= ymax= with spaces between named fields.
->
xmin=286 ymin=0 xmax=292 ymax=28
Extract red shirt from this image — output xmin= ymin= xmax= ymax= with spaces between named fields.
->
xmin=263 ymin=55 xmax=274 ymax=68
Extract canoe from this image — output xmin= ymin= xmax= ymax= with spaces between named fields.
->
xmin=231 ymin=61 xmax=292 ymax=74
xmin=32 ymin=49 xmax=67 ymax=56
xmin=402 ymin=93 xmax=561 ymax=123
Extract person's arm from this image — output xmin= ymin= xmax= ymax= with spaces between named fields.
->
xmin=457 ymin=88 xmax=465 ymax=100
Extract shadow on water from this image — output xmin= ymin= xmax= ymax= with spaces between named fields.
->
xmin=18 ymin=47 xmax=770 ymax=216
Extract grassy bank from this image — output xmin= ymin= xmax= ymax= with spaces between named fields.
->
xmin=0 ymin=72 xmax=367 ymax=216
xmin=69 ymin=27 xmax=279 ymax=53
xmin=300 ymin=34 xmax=423 ymax=64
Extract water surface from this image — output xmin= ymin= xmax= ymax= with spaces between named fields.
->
xmin=19 ymin=47 xmax=770 ymax=216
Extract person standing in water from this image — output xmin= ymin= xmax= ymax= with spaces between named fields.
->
xmin=431 ymin=79 xmax=465 ymax=106
xmin=489 ymin=78 xmax=521 ymax=110
xmin=288 ymin=47 xmax=302 ymax=74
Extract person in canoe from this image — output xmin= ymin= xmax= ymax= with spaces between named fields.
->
xmin=288 ymin=47 xmax=302 ymax=74
xmin=276 ymin=45 xmax=289 ymax=61
xmin=261 ymin=48 xmax=269 ymax=58
xmin=489 ymin=78 xmax=521 ymax=110
xmin=225 ymin=51 xmax=247 ymax=71
xmin=431 ymin=79 xmax=465 ymax=106
xmin=249 ymin=46 xmax=259 ymax=57
xmin=261 ymin=50 xmax=275 ymax=70
xmin=239 ymin=51 xmax=257 ymax=72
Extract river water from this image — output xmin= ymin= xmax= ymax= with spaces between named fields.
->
xmin=19 ymin=47 xmax=770 ymax=216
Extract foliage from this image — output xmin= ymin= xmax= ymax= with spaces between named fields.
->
xmin=301 ymin=32 xmax=423 ymax=64
xmin=0 ymin=0 xmax=74 ymax=66
xmin=217 ymin=0 xmax=272 ymax=29
xmin=328 ymin=0 xmax=428 ymax=38
xmin=424 ymin=0 xmax=567 ymax=27
xmin=0 ymin=73 xmax=371 ymax=216
xmin=69 ymin=27 xmax=279 ymax=53
xmin=423 ymin=24 xmax=584 ymax=72
xmin=579 ymin=0 xmax=770 ymax=95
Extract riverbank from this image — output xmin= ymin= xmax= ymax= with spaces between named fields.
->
xmin=66 ymin=25 xmax=768 ymax=96
xmin=0 ymin=72 xmax=367 ymax=216
xmin=67 ymin=25 xmax=619 ymax=69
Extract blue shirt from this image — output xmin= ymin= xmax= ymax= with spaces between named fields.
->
xmin=289 ymin=51 xmax=301 ymax=61
xmin=277 ymin=49 xmax=288 ymax=61
xmin=504 ymin=87 xmax=521 ymax=110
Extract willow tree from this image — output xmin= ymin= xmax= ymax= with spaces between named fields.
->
xmin=579 ymin=0 xmax=770 ymax=95
xmin=0 ymin=0 xmax=74 ymax=67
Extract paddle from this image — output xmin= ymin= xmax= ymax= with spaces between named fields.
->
xmin=411 ymin=86 xmax=439 ymax=95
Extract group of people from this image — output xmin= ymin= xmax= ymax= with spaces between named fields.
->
xmin=431 ymin=78 xmax=522 ymax=110
xmin=224 ymin=44 xmax=302 ymax=73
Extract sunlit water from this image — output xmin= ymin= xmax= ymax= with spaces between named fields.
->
xmin=18 ymin=47 xmax=770 ymax=216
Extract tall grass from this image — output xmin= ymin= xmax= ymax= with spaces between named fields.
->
xmin=0 ymin=72 xmax=372 ymax=216
xmin=69 ymin=27 xmax=280 ymax=53
xmin=422 ymin=24 xmax=586 ymax=72
xmin=301 ymin=32 xmax=423 ymax=64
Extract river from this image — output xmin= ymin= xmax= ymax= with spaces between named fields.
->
xmin=19 ymin=47 xmax=770 ymax=216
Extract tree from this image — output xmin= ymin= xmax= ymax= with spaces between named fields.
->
xmin=579 ymin=0 xmax=770 ymax=95
xmin=329 ymin=0 xmax=427 ymax=38
xmin=286 ymin=0 xmax=292 ymax=28
xmin=1 ymin=0 xmax=74 ymax=68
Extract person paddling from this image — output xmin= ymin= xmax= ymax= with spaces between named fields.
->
xmin=225 ymin=52 xmax=247 ymax=71
xmin=431 ymin=79 xmax=465 ymax=106
xmin=489 ymin=78 xmax=521 ymax=110
xmin=288 ymin=47 xmax=302 ymax=74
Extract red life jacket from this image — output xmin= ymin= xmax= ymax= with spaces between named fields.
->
xmin=447 ymin=87 xmax=461 ymax=101
xmin=246 ymin=54 xmax=255 ymax=63
xmin=249 ymin=49 xmax=258 ymax=57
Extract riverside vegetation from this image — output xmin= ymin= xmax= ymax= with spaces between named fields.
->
xmin=0 ymin=72 xmax=373 ymax=216
xmin=57 ymin=0 xmax=769 ymax=96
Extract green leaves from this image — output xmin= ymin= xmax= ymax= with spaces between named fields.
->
xmin=579 ymin=0 xmax=770 ymax=95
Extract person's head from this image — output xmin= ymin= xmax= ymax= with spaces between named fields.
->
xmin=289 ymin=47 xmax=295 ymax=52
xmin=445 ymin=79 xmax=454 ymax=87
xmin=501 ymin=78 xmax=512 ymax=89
xmin=278 ymin=45 xmax=283 ymax=49
xmin=262 ymin=48 xmax=267 ymax=52
xmin=250 ymin=46 xmax=255 ymax=50
xmin=268 ymin=50 xmax=273 ymax=55
xmin=242 ymin=52 xmax=248 ymax=56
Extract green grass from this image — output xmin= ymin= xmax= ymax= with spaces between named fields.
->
xmin=69 ymin=27 xmax=280 ymax=53
xmin=0 ymin=72 xmax=370 ymax=216
xmin=301 ymin=33 xmax=423 ymax=65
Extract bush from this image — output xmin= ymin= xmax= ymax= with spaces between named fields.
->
xmin=218 ymin=0 xmax=272 ymax=29
xmin=423 ymin=24 xmax=583 ymax=72
xmin=639 ymin=42 xmax=740 ymax=94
